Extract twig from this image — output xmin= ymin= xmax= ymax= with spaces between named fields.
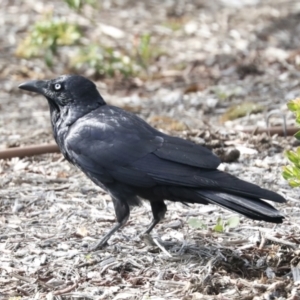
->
xmin=153 ymin=238 xmax=172 ymax=257
xmin=0 ymin=144 xmax=59 ymax=159
xmin=259 ymin=232 xmax=266 ymax=249
xmin=265 ymin=234 xmax=297 ymax=249
xmin=242 ymin=126 xmax=298 ymax=137
xmin=237 ymin=244 xmax=256 ymax=250
xmin=11 ymin=273 xmax=53 ymax=289
xmin=53 ymin=281 xmax=78 ymax=295
xmin=11 ymin=273 xmax=32 ymax=284
xmin=16 ymin=287 xmax=30 ymax=296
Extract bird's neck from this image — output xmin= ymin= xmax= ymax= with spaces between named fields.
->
xmin=50 ymin=107 xmax=70 ymax=160
xmin=50 ymin=104 xmax=104 ymax=161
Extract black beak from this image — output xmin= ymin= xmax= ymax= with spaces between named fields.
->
xmin=18 ymin=80 xmax=47 ymax=94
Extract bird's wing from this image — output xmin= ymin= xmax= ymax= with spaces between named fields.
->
xmin=109 ymin=106 xmax=221 ymax=169
xmin=153 ymin=134 xmax=221 ymax=169
xmin=65 ymin=106 xmax=220 ymax=187
xmin=65 ymin=109 xmax=162 ymax=186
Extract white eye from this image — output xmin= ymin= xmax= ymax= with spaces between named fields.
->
xmin=54 ymin=83 xmax=62 ymax=91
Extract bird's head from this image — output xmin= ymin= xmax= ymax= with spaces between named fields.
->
xmin=19 ymin=75 xmax=106 ymax=114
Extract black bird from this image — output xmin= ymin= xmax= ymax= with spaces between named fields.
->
xmin=19 ymin=75 xmax=286 ymax=250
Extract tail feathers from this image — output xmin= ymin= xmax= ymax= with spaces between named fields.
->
xmin=196 ymin=190 xmax=284 ymax=223
xmin=195 ymin=172 xmax=286 ymax=203
xmin=221 ymin=184 xmax=286 ymax=204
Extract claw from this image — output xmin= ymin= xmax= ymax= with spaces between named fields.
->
xmin=88 ymin=240 xmax=108 ymax=252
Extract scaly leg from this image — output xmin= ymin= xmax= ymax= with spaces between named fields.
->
xmin=144 ymin=201 xmax=167 ymax=234
xmin=89 ymin=197 xmax=129 ymax=251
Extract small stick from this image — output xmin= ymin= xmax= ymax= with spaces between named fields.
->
xmin=242 ymin=126 xmax=298 ymax=137
xmin=0 ymin=144 xmax=59 ymax=159
xmin=265 ymin=234 xmax=297 ymax=249
xmin=153 ymin=238 xmax=172 ymax=257
xmin=53 ymin=281 xmax=78 ymax=295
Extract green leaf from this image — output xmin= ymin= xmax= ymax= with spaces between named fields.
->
xmin=283 ymin=99 xmax=300 ymax=187
xmin=64 ymin=0 xmax=96 ymax=11
xmin=226 ymin=216 xmax=240 ymax=228
xmin=287 ymin=98 xmax=300 ymax=112
xmin=45 ymin=49 xmax=53 ymax=67
xmin=213 ymin=217 xmax=224 ymax=232
xmin=295 ymin=131 xmax=300 ymax=141
xmin=293 ymin=166 xmax=300 ymax=177
xmin=221 ymin=102 xmax=264 ymax=122
xmin=85 ymin=253 xmax=92 ymax=260
xmin=286 ymin=150 xmax=299 ymax=165
xmin=282 ymin=166 xmax=294 ymax=179
xmin=188 ymin=218 xmax=207 ymax=229
xmin=288 ymin=179 xmax=300 ymax=188
xmin=295 ymin=112 xmax=300 ymax=125
xmin=213 ymin=223 xmax=224 ymax=233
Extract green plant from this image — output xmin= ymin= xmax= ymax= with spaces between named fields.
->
xmin=136 ymin=33 xmax=152 ymax=70
xmin=135 ymin=33 xmax=165 ymax=73
xmin=188 ymin=216 xmax=239 ymax=232
xmin=16 ymin=7 xmax=161 ymax=78
xmin=85 ymin=253 xmax=92 ymax=260
xmin=72 ymin=44 xmax=139 ymax=77
xmin=16 ymin=14 xmax=81 ymax=67
xmin=64 ymin=0 xmax=97 ymax=11
xmin=221 ymin=102 xmax=264 ymax=122
xmin=213 ymin=216 xmax=240 ymax=233
xmin=282 ymin=98 xmax=300 ymax=187
xmin=188 ymin=217 xmax=207 ymax=230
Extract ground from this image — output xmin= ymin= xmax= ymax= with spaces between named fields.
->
xmin=1 ymin=0 xmax=300 ymax=299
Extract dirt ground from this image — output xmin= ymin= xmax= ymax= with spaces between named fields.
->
xmin=1 ymin=0 xmax=300 ymax=299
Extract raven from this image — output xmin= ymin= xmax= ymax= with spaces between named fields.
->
xmin=19 ymin=75 xmax=286 ymax=250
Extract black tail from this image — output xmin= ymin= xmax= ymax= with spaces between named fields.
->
xmin=153 ymin=168 xmax=286 ymax=223
xmin=195 ymin=190 xmax=284 ymax=223
xmin=194 ymin=170 xmax=286 ymax=204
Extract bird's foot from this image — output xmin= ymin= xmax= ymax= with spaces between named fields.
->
xmin=88 ymin=240 xmax=109 ymax=252
xmin=140 ymin=232 xmax=156 ymax=246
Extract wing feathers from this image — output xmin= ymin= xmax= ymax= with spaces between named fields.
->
xmin=154 ymin=136 xmax=221 ymax=169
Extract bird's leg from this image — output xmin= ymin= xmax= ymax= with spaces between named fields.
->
xmin=89 ymin=197 xmax=129 ymax=251
xmin=144 ymin=201 xmax=167 ymax=234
